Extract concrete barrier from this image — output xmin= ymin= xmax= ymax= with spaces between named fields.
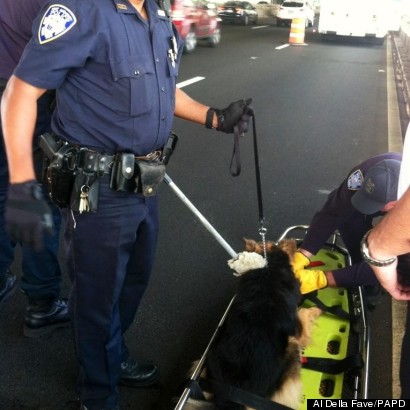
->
xmin=396 ymin=15 xmax=410 ymax=120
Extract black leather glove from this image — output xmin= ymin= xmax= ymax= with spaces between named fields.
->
xmin=5 ymin=180 xmax=54 ymax=251
xmin=209 ymin=98 xmax=254 ymax=134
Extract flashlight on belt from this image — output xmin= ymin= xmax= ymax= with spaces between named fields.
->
xmin=160 ymin=132 xmax=178 ymax=165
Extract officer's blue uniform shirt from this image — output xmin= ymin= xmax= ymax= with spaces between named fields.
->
xmin=14 ymin=0 xmax=183 ymax=155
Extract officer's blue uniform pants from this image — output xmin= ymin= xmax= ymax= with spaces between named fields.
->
xmin=0 ymin=87 xmax=62 ymax=300
xmin=62 ymin=176 xmax=159 ymax=409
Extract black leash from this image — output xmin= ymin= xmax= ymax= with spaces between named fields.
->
xmin=229 ymin=123 xmax=242 ymax=177
xmin=230 ymin=113 xmax=268 ymax=259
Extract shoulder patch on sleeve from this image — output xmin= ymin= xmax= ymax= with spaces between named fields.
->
xmin=38 ymin=4 xmax=77 ymax=44
xmin=347 ymin=169 xmax=364 ymax=190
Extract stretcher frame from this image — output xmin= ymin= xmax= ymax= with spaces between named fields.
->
xmin=165 ymin=175 xmax=370 ymax=409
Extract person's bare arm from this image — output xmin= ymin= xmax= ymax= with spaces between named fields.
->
xmin=174 ymin=88 xmax=216 ymax=127
xmin=174 ymin=89 xmax=253 ymax=135
xmin=366 ymin=187 xmax=410 ymax=300
xmin=1 ymin=75 xmax=47 ymax=183
xmin=368 ymin=187 xmax=410 ymax=257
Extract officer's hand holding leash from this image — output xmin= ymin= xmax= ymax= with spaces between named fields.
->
xmin=205 ymin=98 xmax=254 ymax=177
xmin=5 ymin=180 xmax=54 ymax=251
xmin=205 ymin=98 xmax=254 ymax=134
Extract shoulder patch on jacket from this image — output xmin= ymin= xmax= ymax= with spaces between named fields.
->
xmin=38 ymin=5 xmax=77 ymax=44
xmin=347 ymin=169 xmax=364 ymax=190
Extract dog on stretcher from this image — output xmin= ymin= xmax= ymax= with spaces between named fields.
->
xmin=186 ymin=238 xmax=322 ymax=410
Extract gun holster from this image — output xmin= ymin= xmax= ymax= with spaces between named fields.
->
xmin=39 ymin=133 xmax=79 ymax=207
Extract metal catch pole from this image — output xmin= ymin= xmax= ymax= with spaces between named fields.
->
xmin=163 ymin=174 xmax=238 ymax=259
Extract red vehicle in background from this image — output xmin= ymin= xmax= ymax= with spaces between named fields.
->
xmin=171 ymin=0 xmax=222 ymax=53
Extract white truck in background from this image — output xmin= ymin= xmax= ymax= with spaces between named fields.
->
xmin=318 ymin=0 xmax=389 ymax=44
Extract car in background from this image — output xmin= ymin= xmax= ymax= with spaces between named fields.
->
xmin=275 ymin=1 xmax=314 ymax=27
xmin=217 ymin=1 xmax=259 ymax=25
xmin=171 ymin=0 xmax=221 ymax=54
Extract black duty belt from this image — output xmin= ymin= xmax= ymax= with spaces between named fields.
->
xmin=76 ymin=147 xmax=162 ymax=175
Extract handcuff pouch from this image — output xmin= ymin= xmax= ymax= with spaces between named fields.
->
xmin=135 ymin=159 xmax=165 ymax=197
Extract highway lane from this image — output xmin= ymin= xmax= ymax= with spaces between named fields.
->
xmin=0 ymin=20 xmax=399 ymax=409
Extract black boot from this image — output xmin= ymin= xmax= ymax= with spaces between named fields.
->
xmin=24 ymin=297 xmax=70 ymax=338
xmin=119 ymin=357 xmax=160 ymax=387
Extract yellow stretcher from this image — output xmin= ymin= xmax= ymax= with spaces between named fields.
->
xmin=277 ymin=226 xmax=370 ymax=407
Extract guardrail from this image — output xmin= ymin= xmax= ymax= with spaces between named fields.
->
xmin=396 ymin=15 xmax=410 ymax=120
xmin=399 ymin=15 xmax=410 ymax=47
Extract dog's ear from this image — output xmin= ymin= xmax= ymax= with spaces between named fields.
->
xmin=278 ymin=239 xmax=297 ymax=260
xmin=243 ymin=238 xmax=258 ymax=252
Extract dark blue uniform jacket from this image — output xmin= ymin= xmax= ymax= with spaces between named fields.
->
xmin=301 ymin=152 xmax=402 ymax=287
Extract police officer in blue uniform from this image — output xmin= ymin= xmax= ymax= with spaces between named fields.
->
xmin=0 ymin=0 xmax=68 ymax=337
xmin=1 ymin=0 xmax=253 ymax=408
xmin=292 ymin=152 xmax=402 ymax=302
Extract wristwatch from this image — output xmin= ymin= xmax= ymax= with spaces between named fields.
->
xmin=360 ymin=230 xmax=397 ymax=267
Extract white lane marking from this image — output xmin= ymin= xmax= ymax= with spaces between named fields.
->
xmin=252 ymin=25 xmax=269 ymax=29
xmin=276 ymin=44 xmax=289 ymax=50
xmin=177 ymin=76 xmax=205 ymax=89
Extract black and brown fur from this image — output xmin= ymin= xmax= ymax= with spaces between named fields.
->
xmin=187 ymin=239 xmax=321 ymax=410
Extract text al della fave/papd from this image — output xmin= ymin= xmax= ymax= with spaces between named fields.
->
xmin=307 ymin=400 xmax=408 ymax=408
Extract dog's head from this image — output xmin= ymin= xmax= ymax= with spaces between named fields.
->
xmin=228 ymin=238 xmax=298 ymax=277
xmin=243 ymin=237 xmax=297 ymax=262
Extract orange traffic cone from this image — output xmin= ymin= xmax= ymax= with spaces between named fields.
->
xmin=289 ymin=17 xmax=307 ymax=45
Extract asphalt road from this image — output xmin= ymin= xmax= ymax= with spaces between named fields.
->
xmin=0 ymin=18 xmax=402 ymax=409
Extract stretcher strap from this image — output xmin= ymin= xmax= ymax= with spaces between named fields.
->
xmin=199 ymin=377 xmax=294 ymax=410
xmin=302 ymin=354 xmax=363 ymax=375
xmin=302 ymin=292 xmax=350 ymax=321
